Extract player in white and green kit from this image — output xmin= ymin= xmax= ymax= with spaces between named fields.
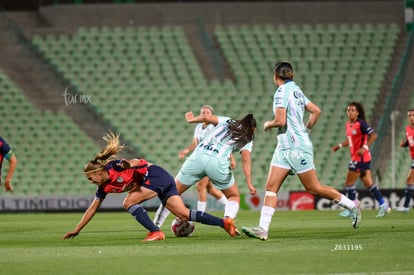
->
xmin=242 ymin=61 xmax=362 ymax=241
xmin=177 ymin=105 xmax=229 ymax=212
xmin=153 ymin=112 xmax=257 ymax=229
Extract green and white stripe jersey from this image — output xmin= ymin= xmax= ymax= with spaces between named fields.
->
xmin=196 ymin=116 xmax=253 ymax=159
xmin=273 ymin=80 xmax=312 ymax=149
xmin=194 ymin=123 xmax=215 ymax=143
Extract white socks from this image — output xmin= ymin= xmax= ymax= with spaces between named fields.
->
xmin=337 ymin=194 xmax=357 ymax=210
xmin=259 ymin=206 xmax=275 ymax=231
xmin=153 ymin=204 xmax=170 ymax=227
xmin=218 ymin=195 xmax=228 ymax=205
xmin=197 ymin=195 xmax=228 ymax=211
xmin=197 ymin=201 xmax=207 ymax=212
xmin=224 ymin=200 xmax=239 ymax=219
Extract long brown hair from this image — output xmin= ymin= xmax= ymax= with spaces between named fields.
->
xmin=226 ymin=114 xmax=256 ymax=150
xmin=84 ymin=132 xmax=124 ymax=173
xmin=348 ymin=101 xmax=367 ymax=122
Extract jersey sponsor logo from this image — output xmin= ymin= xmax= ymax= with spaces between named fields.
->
xmin=200 ymin=143 xmax=219 ymax=154
xmin=293 ymin=90 xmax=302 ymax=99
xmin=352 ymin=129 xmax=357 ymax=135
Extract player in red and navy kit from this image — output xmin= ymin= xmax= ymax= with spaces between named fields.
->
xmin=63 ymin=132 xmax=238 ymax=242
xmin=0 ymin=136 xmax=17 ymax=192
xmin=332 ymin=102 xmax=391 ymax=217
xmin=396 ymin=109 xmax=414 ymax=212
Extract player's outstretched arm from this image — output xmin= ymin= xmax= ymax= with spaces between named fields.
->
xmin=241 ymin=150 xmax=256 ymax=195
xmin=332 ymin=139 xmax=349 ymax=152
xmin=4 ymin=154 xmax=17 ymax=192
xmin=179 ymin=137 xmax=198 ymax=159
xmin=63 ymin=198 xmax=102 ymax=239
xmin=185 ymin=112 xmax=218 ymax=125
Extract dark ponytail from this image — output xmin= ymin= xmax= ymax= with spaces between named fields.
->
xmin=274 ymin=61 xmax=294 ymax=80
xmin=226 ymin=114 xmax=257 ymax=150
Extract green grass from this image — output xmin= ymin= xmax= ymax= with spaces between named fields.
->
xmin=1 ymin=210 xmax=413 ymax=275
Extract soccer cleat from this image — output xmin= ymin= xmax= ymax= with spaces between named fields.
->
xmin=395 ymin=206 xmax=410 ymax=213
xmin=350 ymin=200 xmax=362 ymax=229
xmin=141 ymin=231 xmax=165 ymax=242
xmin=338 ymin=209 xmax=351 ymax=217
xmin=222 ymin=217 xmax=238 ymax=237
xmin=241 ymin=226 xmax=268 ymax=241
xmin=377 ymin=203 xmax=391 ymax=217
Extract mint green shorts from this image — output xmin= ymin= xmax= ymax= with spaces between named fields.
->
xmin=176 ymin=150 xmax=235 ymax=190
xmin=270 ymin=145 xmax=315 ymax=174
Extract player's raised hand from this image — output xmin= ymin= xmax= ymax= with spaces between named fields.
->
xmin=185 ymin=111 xmax=194 ymax=122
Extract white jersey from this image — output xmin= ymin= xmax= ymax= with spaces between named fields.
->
xmin=196 ymin=116 xmax=253 ymax=159
xmin=193 ymin=123 xmax=215 ymax=143
xmin=273 ymin=80 xmax=313 ymax=149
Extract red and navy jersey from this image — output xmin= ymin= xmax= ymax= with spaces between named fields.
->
xmin=345 ymin=118 xmax=374 ymax=162
xmin=403 ymin=125 xmax=414 ymax=159
xmin=95 ymin=159 xmax=148 ymax=200
xmin=0 ymin=136 xmax=11 ymax=172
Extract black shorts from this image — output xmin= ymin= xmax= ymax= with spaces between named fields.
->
xmin=141 ymin=165 xmax=179 ymax=205
xmin=348 ymin=160 xmax=371 ymax=172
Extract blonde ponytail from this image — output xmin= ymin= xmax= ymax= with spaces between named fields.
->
xmin=84 ymin=131 xmax=124 ymax=173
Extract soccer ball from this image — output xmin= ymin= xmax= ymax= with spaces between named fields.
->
xmin=171 ymin=218 xmax=195 ymax=237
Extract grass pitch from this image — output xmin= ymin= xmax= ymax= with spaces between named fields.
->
xmin=1 ymin=210 xmax=413 ymax=275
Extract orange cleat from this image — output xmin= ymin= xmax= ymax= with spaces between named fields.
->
xmin=223 ymin=217 xmax=238 ymax=237
xmin=141 ymin=231 xmax=165 ymax=242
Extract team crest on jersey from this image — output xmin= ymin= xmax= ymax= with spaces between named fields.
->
xmin=116 ymin=177 xmax=124 ymax=183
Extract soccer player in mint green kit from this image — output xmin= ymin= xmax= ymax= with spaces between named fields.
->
xmin=242 ymin=61 xmax=361 ymax=241
xmin=153 ymin=112 xmax=257 ymax=229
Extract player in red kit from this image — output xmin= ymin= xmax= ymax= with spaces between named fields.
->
xmin=332 ymin=102 xmax=391 ymax=217
xmin=0 ymin=136 xmax=17 ymax=192
xmin=63 ymin=132 xmax=238 ymax=242
xmin=396 ymin=108 xmax=414 ymax=212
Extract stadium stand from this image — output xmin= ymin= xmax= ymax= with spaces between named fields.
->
xmin=28 ymin=22 xmax=400 ymax=192
xmin=0 ymin=71 xmax=99 ymax=195
xmin=0 ymin=0 xmax=409 ymax=199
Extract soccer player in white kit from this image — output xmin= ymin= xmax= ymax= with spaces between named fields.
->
xmin=153 ymin=112 xmax=257 ymax=229
xmin=242 ymin=61 xmax=362 ymax=241
xmin=178 ymin=105 xmax=229 ymax=212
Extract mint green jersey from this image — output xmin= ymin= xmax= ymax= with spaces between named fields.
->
xmin=273 ymin=80 xmax=313 ymax=149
